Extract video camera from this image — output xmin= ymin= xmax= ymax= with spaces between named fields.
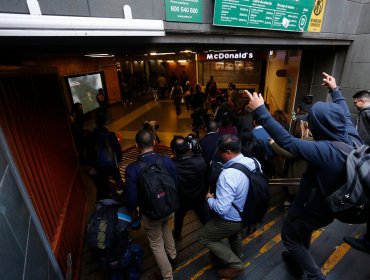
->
xmin=170 ymin=134 xmax=202 ymax=156
xmin=185 ymin=133 xmax=202 ymax=154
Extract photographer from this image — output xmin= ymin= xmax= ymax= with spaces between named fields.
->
xmin=171 ymin=135 xmax=210 ymax=241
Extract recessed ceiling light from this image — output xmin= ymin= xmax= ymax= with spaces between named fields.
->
xmin=84 ymin=53 xmax=115 ymax=58
xmin=214 ymin=50 xmax=237 ymax=52
xmin=150 ymin=52 xmax=176 ymax=56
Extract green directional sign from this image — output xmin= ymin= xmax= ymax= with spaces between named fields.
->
xmin=165 ymin=0 xmax=202 ymax=23
xmin=213 ymin=0 xmax=315 ymax=32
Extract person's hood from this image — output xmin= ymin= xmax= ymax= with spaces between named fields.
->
xmin=307 ymin=101 xmax=351 ymax=144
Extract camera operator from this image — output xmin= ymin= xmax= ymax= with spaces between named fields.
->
xmin=171 ymin=135 xmax=210 ymax=241
xmin=185 ymin=133 xmax=202 ymax=154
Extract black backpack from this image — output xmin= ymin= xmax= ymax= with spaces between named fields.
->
xmin=230 ymin=159 xmax=270 ymax=226
xmin=95 ymin=131 xmax=116 ymax=167
xmin=173 ymin=85 xmax=182 ymax=99
xmin=325 ymin=142 xmax=370 ymax=223
xmin=86 ymin=200 xmax=125 ymax=261
xmin=86 ymin=199 xmax=120 ymax=250
xmin=138 ymin=156 xmax=179 ymax=219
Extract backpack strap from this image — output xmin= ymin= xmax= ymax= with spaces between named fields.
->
xmin=137 ymin=160 xmax=147 ymax=171
xmin=331 ymin=141 xmax=353 ymax=156
xmin=137 ymin=152 xmax=158 ymax=170
xmin=228 ymin=160 xmax=258 ymax=215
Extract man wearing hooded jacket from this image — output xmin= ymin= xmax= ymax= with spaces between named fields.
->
xmin=246 ymin=72 xmax=362 ymax=280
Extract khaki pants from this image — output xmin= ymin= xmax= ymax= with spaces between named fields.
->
xmin=142 ymin=214 xmax=177 ymax=280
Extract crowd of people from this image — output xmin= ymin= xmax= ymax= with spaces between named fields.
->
xmin=69 ymin=72 xmax=370 ymax=280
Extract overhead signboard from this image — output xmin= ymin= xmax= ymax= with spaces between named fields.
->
xmin=213 ymin=0 xmax=315 ymax=32
xmin=165 ymin=0 xmax=202 ymax=23
xmin=308 ymin=0 xmax=326 ymax=32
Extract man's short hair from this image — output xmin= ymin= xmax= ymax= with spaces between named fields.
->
xmin=217 ymin=134 xmax=241 ymax=154
xmin=135 ymin=128 xmax=154 ymax=149
xmin=170 ymin=136 xmax=190 ymax=156
xmin=353 ymin=90 xmax=370 ymax=100
xmin=207 ymin=120 xmax=219 ymax=132
xmin=253 ymin=113 xmax=261 ymax=126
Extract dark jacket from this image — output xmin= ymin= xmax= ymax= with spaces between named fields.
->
xmin=172 ymin=153 xmax=208 ymax=203
xmin=214 ymin=102 xmax=238 ymax=124
xmin=86 ymin=127 xmax=122 ymax=166
xmin=125 ymin=152 xmax=177 ymax=212
xmin=192 ymin=90 xmax=205 ymax=109
xmin=199 ymin=132 xmax=221 ymax=164
xmin=357 ymin=106 xmax=370 ymax=145
xmin=255 ymin=89 xmax=362 ymax=225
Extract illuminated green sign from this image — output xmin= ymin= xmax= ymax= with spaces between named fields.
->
xmin=213 ymin=0 xmax=315 ymax=32
xmin=165 ymin=0 xmax=202 ymax=23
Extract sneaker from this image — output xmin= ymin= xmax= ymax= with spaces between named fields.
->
xmin=282 ymin=251 xmax=304 ymax=278
xmin=344 ymin=236 xmax=370 ymax=254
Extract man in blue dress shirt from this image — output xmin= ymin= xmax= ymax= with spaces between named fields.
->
xmin=199 ymin=134 xmax=256 ymax=279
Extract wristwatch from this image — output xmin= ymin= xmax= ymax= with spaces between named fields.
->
xmin=329 ymin=86 xmax=340 ymax=93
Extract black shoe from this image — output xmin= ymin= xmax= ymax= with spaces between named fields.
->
xmin=172 ymin=231 xmax=182 ymax=242
xmin=282 ymin=251 xmax=304 ymax=278
xmin=209 ymin=252 xmax=226 ymax=269
xmin=152 ymin=271 xmax=163 ymax=280
xmin=168 ymin=256 xmax=178 ymax=268
xmin=217 ymin=267 xmax=243 ymax=279
xmin=344 ymin=236 xmax=370 ymax=254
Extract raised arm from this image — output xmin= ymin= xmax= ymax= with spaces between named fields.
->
xmin=322 ymin=72 xmax=362 ymax=145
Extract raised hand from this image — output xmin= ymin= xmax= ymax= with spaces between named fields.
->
xmin=322 ymin=72 xmax=337 ymax=90
xmin=245 ymin=90 xmax=265 ymax=111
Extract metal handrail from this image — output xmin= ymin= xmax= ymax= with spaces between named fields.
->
xmin=266 ymin=87 xmax=281 ymax=111
xmin=268 ymin=177 xmax=301 ymax=186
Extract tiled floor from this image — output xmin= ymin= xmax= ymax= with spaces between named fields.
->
xmin=107 ymin=98 xmax=204 ymax=150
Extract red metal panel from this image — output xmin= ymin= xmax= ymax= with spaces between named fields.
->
xmin=0 ymin=66 xmax=87 ymax=277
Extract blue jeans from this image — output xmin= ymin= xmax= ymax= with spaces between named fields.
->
xmin=281 ymin=213 xmax=327 ymax=280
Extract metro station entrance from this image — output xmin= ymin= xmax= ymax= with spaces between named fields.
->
xmin=117 ymin=48 xmax=302 ymax=122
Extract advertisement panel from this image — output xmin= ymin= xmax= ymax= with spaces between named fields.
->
xmin=213 ymin=0 xmax=315 ymax=32
xmin=165 ymin=0 xmax=202 ymax=23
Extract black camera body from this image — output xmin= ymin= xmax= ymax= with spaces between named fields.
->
xmin=171 ymin=134 xmax=202 ymax=156
xmin=185 ymin=134 xmax=202 ymax=154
